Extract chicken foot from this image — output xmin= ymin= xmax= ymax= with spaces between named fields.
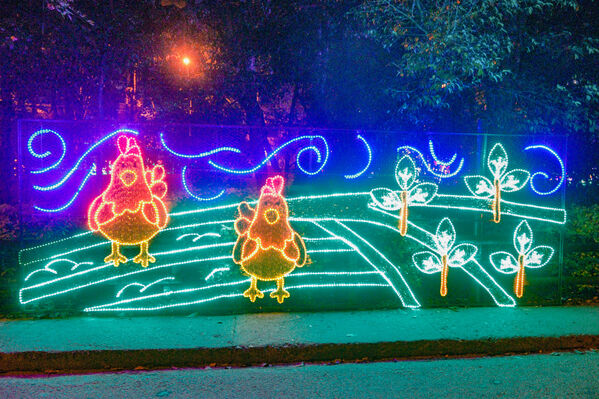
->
xmin=105 ymin=242 xmax=127 ymax=267
xmin=133 ymin=241 xmax=156 ymax=268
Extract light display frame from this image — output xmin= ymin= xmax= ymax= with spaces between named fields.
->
xmin=16 ymin=121 xmax=567 ymax=314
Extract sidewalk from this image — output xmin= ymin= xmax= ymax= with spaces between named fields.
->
xmin=2 ymin=306 xmax=599 ymax=374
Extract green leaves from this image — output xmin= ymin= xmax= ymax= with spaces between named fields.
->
xmin=514 ymin=220 xmax=533 ymax=255
xmin=500 ymin=169 xmax=530 ymax=192
xmin=464 ymin=176 xmax=494 ymax=197
xmin=395 ymin=155 xmax=417 ymax=190
xmin=488 ymin=143 xmax=508 ymax=179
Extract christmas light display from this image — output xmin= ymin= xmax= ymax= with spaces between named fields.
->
xmin=464 ymin=143 xmax=530 ymax=223
xmin=28 ymin=129 xmax=66 ymax=174
xmin=489 ymin=220 xmax=555 ymax=298
xmin=232 ymin=176 xmax=307 ymax=303
xmin=344 ymin=134 xmax=372 ymax=179
xmin=397 ymin=143 xmax=464 ymax=178
xmin=18 ymin=126 xmax=567 ymax=313
xmin=88 ymin=135 xmax=169 ymax=267
xmin=208 ymin=135 xmax=329 ymax=176
xmin=411 ymin=218 xmax=478 ymax=296
xmin=524 ymin=145 xmax=566 ymax=195
xmin=370 ymin=154 xmax=438 ymax=236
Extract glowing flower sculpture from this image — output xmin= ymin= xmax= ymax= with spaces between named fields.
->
xmin=490 ymin=220 xmax=554 ymax=298
xmin=464 ymin=143 xmax=530 ymax=223
xmin=370 ymin=155 xmax=438 ymax=236
xmin=412 ymin=218 xmax=478 ymax=296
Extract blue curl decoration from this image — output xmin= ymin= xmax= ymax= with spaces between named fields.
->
xmin=397 ymin=144 xmax=464 ymax=178
xmin=208 ymin=135 xmax=329 ymax=176
xmin=182 ymin=166 xmax=226 ymax=201
xmin=33 ymin=128 xmax=139 ymax=191
xmin=28 ymin=129 xmax=67 ymax=174
xmin=428 ymin=140 xmax=457 ymax=166
xmin=344 ymin=134 xmax=372 ymax=179
xmin=34 ymin=165 xmax=95 ymax=213
xmin=160 ymin=132 xmax=241 ymax=158
xmin=524 ymin=145 xmax=565 ymax=195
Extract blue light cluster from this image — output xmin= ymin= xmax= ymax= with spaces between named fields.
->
xmin=160 ymin=132 xmax=241 ymax=158
xmin=181 ymin=166 xmax=225 ymax=201
xmin=34 ymin=165 xmax=96 ymax=213
xmin=344 ymin=134 xmax=372 ymax=179
xmin=28 ymin=129 xmax=66 ymax=174
xmin=33 ymin=129 xmax=139 ymax=191
xmin=397 ymin=143 xmax=464 ymax=178
xmin=208 ymin=135 xmax=329 ymax=175
xmin=524 ymin=145 xmax=565 ymax=195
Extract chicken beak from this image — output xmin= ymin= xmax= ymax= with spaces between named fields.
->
xmin=119 ymin=170 xmax=137 ymax=187
xmin=264 ymin=208 xmax=280 ymax=224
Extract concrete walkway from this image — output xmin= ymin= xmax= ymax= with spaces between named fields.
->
xmin=1 ymin=307 xmax=599 ymax=373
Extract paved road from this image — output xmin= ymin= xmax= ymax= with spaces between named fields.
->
xmin=2 ymin=352 xmax=599 ymax=398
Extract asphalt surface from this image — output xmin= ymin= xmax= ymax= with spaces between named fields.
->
xmin=2 ymin=351 xmax=598 ymax=398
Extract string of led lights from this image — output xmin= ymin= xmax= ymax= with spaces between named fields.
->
xmin=208 ymin=135 xmax=329 ymax=175
xmin=397 ymin=144 xmax=464 ymax=178
xmin=33 ymin=165 xmax=96 ymax=213
xmin=32 ymin=129 xmax=139 ymax=191
xmin=344 ymin=134 xmax=372 ymax=179
xmin=159 ymin=131 xmax=241 ymax=158
xmin=524 ymin=145 xmax=566 ymax=195
xmin=181 ymin=166 xmax=226 ymax=201
xmin=428 ymin=140 xmax=457 ymax=166
xmin=28 ymin=129 xmax=66 ymax=174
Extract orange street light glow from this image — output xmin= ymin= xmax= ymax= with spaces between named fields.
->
xmin=182 ymin=57 xmax=190 ymax=65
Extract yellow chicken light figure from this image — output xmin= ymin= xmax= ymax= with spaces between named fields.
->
xmin=232 ymin=176 xmax=307 ymax=303
xmin=88 ymin=136 xmax=168 ymax=268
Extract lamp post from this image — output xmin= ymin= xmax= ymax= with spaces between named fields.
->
xmin=182 ymin=57 xmax=192 ymax=115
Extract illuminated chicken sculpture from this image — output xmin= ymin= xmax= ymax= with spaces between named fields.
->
xmin=88 ymin=136 xmax=168 ymax=268
xmin=233 ymin=176 xmax=307 ymax=303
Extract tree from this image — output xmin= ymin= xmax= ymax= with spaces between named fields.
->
xmin=356 ymin=0 xmax=599 ymax=135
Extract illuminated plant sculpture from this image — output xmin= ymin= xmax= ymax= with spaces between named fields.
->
xmin=464 ymin=143 xmax=530 ymax=223
xmin=412 ymin=218 xmax=478 ymax=296
xmin=490 ymin=220 xmax=554 ymax=298
xmin=88 ymin=136 xmax=169 ymax=267
xmin=370 ymin=155 xmax=438 ymax=236
xmin=232 ymin=175 xmax=307 ymax=303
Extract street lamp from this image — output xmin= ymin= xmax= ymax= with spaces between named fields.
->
xmin=182 ymin=57 xmax=191 ymax=115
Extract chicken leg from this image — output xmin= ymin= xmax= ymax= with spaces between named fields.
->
xmin=270 ymin=277 xmax=290 ymax=304
xmin=105 ymin=242 xmax=127 ymax=267
xmin=243 ymin=277 xmax=264 ymax=302
xmin=133 ymin=241 xmax=156 ymax=268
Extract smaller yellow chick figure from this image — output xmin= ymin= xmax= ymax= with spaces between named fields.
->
xmin=232 ymin=175 xmax=307 ymax=303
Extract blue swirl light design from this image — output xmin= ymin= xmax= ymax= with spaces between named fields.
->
xmin=160 ymin=132 xmax=241 ymax=158
xmin=34 ymin=165 xmax=95 ymax=213
xmin=182 ymin=166 xmax=226 ymax=201
xmin=524 ymin=145 xmax=565 ymax=195
xmin=208 ymin=135 xmax=329 ymax=176
xmin=28 ymin=129 xmax=67 ymax=174
xmin=428 ymin=140 xmax=457 ymax=166
xmin=397 ymin=144 xmax=464 ymax=178
xmin=344 ymin=134 xmax=372 ymax=179
xmin=33 ymin=128 xmax=139 ymax=191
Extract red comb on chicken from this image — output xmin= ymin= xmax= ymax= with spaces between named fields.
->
xmin=88 ymin=135 xmax=168 ymax=267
